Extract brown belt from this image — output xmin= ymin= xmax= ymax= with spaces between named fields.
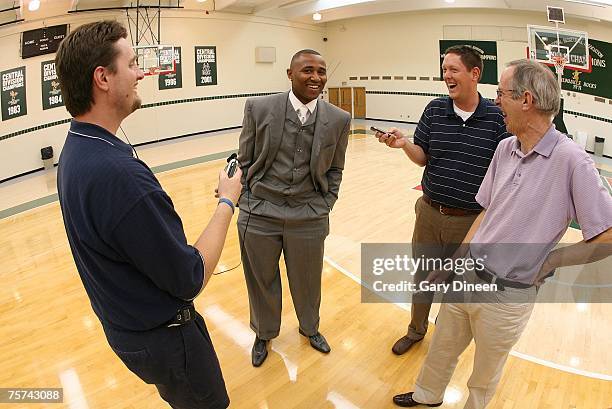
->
xmin=422 ymin=194 xmax=481 ymax=216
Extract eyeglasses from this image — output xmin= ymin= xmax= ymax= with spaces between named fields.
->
xmin=496 ymin=88 xmax=514 ymax=98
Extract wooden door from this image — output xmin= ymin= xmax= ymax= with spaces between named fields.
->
xmin=328 ymin=88 xmax=340 ymax=108
xmin=340 ymin=87 xmax=352 ymax=116
xmin=353 ymin=87 xmax=366 ymax=118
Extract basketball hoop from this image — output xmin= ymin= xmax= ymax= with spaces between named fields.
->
xmin=133 ymin=44 xmax=176 ymax=77
xmin=146 ymin=66 xmax=161 ymax=76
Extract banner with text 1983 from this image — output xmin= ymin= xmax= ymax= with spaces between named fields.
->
xmin=41 ymin=60 xmax=64 ymax=110
xmin=195 ymin=46 xmax=217 ymax=86
xmin=1 ymin=66 xmax=27 ymax=121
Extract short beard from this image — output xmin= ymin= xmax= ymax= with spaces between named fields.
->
xmin=131 ymin=96 xmax=142 ymax=112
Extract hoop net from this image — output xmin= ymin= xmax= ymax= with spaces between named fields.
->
xmin=551 ymin=54 xmax=568 ymax=76
xmin=146 ymin=66 xmax=162 ymax=76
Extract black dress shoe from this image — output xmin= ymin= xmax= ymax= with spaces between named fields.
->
xmin=393 ymin=392 xmax=442 ymax=407
xmin=251 ymin=337 xmax=268 ymax=367
xmin=392 ymin=336 xmax=422 ymax=355
xmin=299 ymin=329 xmax=331 ymax=353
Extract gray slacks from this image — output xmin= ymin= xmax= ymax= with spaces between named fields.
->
xmin=237 ymin=202 xmax=329 ymax=340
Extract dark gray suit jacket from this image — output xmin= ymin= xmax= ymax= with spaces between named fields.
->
xmin=237 ymin=91 xmax=351 ymax=210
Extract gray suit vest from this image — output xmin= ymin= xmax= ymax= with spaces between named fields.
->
xmin=252 ymin=101 xmax=320 ymax=207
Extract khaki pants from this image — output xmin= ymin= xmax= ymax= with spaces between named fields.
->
xmin=408 ymin=196 xmax=479 ymax=340
xmin=412 ymin=271 xmax=537 ymax=409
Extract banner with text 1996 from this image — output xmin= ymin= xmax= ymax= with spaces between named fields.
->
xmin=158 ymin=47 xmax=182 ymax=90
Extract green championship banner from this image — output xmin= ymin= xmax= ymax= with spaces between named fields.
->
xmin=556 ymin=39 xmax=611 ymax=99
xmin=195 ymin=46 xmax=217 ymax=86
xmin=158 ymin=47 xmax=182 ymax=90
xmin=41 ymin=60 xmax=64 ymax=110
xmin=439 ymin=40 xmax=498 ymax=85
xmin=1 ymin=66 xmax=27 ymax=121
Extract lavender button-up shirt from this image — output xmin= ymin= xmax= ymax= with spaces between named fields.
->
xmin=470 ymin=125 xmax=612 ymax=284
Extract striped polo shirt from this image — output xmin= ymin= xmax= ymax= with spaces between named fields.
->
xmin=414 ymin=94 xmax=510 ymax=210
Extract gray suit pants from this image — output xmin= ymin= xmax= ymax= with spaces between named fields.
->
xmin=237 ymin=203 xmax=329 ymax=340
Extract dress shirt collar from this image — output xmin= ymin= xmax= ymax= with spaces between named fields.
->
xmin=289 ymin=90 xmax=318 ymax=116
xmin=511 ymin=124 xmax=560 ymax=158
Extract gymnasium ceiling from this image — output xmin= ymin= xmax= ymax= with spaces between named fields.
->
xmin=1 ymin=0 xmax=611 ymax=27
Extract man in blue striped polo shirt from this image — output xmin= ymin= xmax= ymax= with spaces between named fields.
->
xmin=375 ymin=45 xmax=510 ymax=355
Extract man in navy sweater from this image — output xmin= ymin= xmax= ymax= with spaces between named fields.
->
xmin=56 ymin=21 xmax=241 ymax=409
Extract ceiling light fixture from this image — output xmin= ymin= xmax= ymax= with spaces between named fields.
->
xmin=313 ymin=12 xmax=322 ymax=20
xmin=28 ymin=0 xmax=40 ymax=11
xmin=308 ymin=0 xmax=375 ymax=11
xmin=445 ymin=0 xmax=456 ymax=3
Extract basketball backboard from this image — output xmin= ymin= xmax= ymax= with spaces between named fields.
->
xmin=527 ymin=25 xmax=591 ymax=72
xmin=134 ymin=45 xmax=176 ymax=76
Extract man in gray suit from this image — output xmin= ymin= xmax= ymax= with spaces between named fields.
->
xmin=237 ymin=49 xmax=351 ymax=367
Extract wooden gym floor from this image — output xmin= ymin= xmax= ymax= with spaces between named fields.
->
xmin=1 ymin=121 xmax=611 ymax=408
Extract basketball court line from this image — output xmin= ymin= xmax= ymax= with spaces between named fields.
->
xmin=323 ymin=255 xmax=612 ymax=381
xmin=0 ymin=193 xmax=58 ymax=220
xmin=602 ymin=175 xmax=612 ymax=195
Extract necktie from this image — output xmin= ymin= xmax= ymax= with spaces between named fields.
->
xmin=297 ymin=107 xmax=309 ymax=124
